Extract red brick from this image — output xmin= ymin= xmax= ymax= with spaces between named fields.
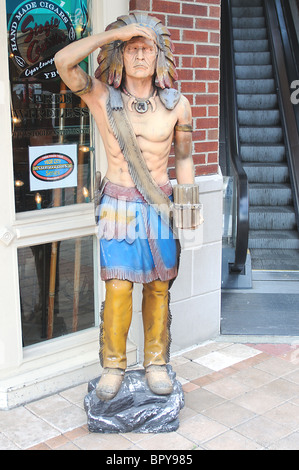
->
xmin=193 ymin=130 xmax=206 ymax=141
xmin=177 ymin=69 xmax=194 ymax=81
xmin=195 ymin=18 xmax=220 ymax=30
xmin=168 ymin=28 xmax=180 ymax=41
xmin=193 ymin=57 xmax=208 ymax=68
xmin=200 ymin=0 xmax=221 ymax=4
xmin=208 ymin=129 xmax=219 ymax=140
xmin=196 ymin=44 xmax=220 ymax=57
xmin=149 ymin=12 xmax=166 ymax=24
xmin=168 ymin=168 xmax=176 ymax=179
xmin=208 ymin=106 xmax=219 ymax=117
xmin=195 ymin=165 xmax=203 ymax=177
xmin=182 ymin=4 xmax=207 ymax=16
xmin=196 ymin=118 xmax=219 ymax=129
xmin=195 ymin=69 xmax=220 ymax=81
xmin=129 ymin=0 xmax=151 ymax=10
xmin=195 ymin=164 xmax=218 ymax=176
xmin=209 ymin=57 xmax=220 ymax=69
xmin=168 ymin=15 xmax=193 ymax=28
xmin=194 ymin=141 xmax=218 ymax=153
xmin=192 ymin=106 xmax=207 ymax=118
xmin=193 ymin=154 xmax=206 ymax=165
xmin=208 ymin=82 xmax=219 ymax=93
xmin=183 ymin=30 xmax=209 ymax=43
xmin=168 ymin=156 xmax=175 ymax=166
xmin=208 ymin=152 xmax=218 ymax=163
xmin=210 ymin=32 xmax=220 ymax=44
xmin=208 ymin=164 xmax=219 ymax=174
xmin=184 ymin=94 xmax=195 ymax=105
xmin=152 ymin=0 xmax=180 ymax=14
xmin=209 ymin=5 xmax=221 ymax=18
xmin=196 ymin=94 xmax=219 ymax=106
xmin=182 ymin=57 xmax=207 ymax=68
xmin=173 ymin=42 xmax=195 ymax=55
xmin=181 ymin=81 xmax=206 ymax=93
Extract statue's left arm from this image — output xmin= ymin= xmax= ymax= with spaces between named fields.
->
xmin=174 ymin=95 xmax=195 ymax=184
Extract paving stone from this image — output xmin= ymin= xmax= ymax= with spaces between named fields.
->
xmin=0 ymin=407 xmax=59 ymax=449
xmin=269 ymin=432 xmax=299 ymax=450
xmin=202 ymin=401 xmax=256 ymax=428
xmin=177 ymin=413 xmax=228 ymax=446
xmin=204 ymin=430 xmax=264 ymax=450
xmin=235 ymin=416 xmax=291 ymax=448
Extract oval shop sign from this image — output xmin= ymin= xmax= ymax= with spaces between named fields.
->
xmin=31 ymin=152 xmax=74 ymax=182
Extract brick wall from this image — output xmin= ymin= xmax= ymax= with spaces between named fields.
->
xmin=129 ymin=0 xmax=221 ymax=177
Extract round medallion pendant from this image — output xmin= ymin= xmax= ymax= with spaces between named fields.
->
xmin=135 ymin=100 xmax=149 ymax=113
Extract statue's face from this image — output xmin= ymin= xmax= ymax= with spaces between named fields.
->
xmin=123 ymin=37 xmax=157 ymax=81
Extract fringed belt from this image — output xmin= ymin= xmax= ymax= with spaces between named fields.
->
xmin=103 ymin=180 xmax=173 ymax=202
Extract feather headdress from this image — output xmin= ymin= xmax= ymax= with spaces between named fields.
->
xmin=95 ymin=13 xmax=178 ymax=89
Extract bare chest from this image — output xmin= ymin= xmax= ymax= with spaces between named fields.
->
xmin=123 ymin=95 xmax=177 ymax=143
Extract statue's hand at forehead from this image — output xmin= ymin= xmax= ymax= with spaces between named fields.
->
xmin=115 ymin=23 xmax=157 ymax=45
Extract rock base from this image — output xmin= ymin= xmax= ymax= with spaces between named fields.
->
xmin=84 ymin=365 xmax=184 ymax=434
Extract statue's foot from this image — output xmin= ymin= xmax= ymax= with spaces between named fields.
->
xmin=96 ymin=368 xmax=125 ymax=401
xmin=146 ymin=365 xmax=173 ymax=395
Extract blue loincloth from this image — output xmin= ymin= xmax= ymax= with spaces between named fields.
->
xmin=98 ymin=181 xmax=178 ymax=283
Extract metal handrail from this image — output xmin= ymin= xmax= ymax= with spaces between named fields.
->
xmin=264 ymin=0 xmax=299 ymax=229
xmin=222 ymin=0 xmax=249 ymax=273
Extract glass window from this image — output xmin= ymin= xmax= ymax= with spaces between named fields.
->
xmin=18 ymin=236 xmax=95 ymax=347
xmin=7 ymin=0 xmax=93 ymax=213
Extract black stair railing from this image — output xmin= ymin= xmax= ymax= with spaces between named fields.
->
xmin=264 ymin=0 xmax=299 ymax=230
xmin=222 ymin=0 xmax=249 ymax=273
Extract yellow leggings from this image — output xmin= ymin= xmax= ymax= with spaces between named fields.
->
xmin=100 ymin=279 xmax=170 ymax=369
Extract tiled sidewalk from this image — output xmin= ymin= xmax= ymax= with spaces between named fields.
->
xmin=1 ymin=339 xmax=299 ymax=450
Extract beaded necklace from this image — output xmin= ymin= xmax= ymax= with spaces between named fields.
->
xmin=122 ymin=86 xmax=157 ymax=113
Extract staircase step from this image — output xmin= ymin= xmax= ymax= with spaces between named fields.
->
xmin=238 ymin=110 xmax=280 ymax=126
xmin=249 ymin=206 xmax=296 ymax=230
xmin=237 ymin=93 xmax=278 ymax=110
xmin=232 ymin=7 xmax=264 ymax=18
xmin=234 ymin=39 xmax=269 ymax=52
xmin=248 ymin=230 xmax=299 ymax=249
xmin=249 ymin=183 xmax=293 ymax=206
xmin=233 ymin=28 xmax=267 ymax=40
xmin=232 ymin=17 xmax=266 ymax=29
xmin=235 ymin=65 xmax=273 ymax=80
xmin=236 ymin=79 xmax=275 ymax=94
xmin=244 ymin=162 xmax=289 ymax=183
xmin=241 ymin=144 xmax=286 ymax=163
xmin=249 ymin=248 xmax=299 ymax=270
xmin=239 ymin=127 xmax=283 ymax=144
xmin=234 ymin=52 xmax=271 ymax=66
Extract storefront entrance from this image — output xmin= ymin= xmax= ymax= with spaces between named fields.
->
xmin=0 ymin=0 xmax=130 ymax=409
xmin=7 ymin=0 xmax=97 ymax=347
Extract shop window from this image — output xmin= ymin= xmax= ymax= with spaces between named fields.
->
xmin=7 ymin=0 xmax=93 ymax=213
xmin=18 ymin=236 xmax=95 ymax=347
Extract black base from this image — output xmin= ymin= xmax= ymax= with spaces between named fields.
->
xmin=84 ymin=365 xmax=185 ymax=434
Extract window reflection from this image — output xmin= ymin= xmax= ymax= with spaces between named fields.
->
xmin=19 ymin=236 xmax=95 ymax=347
xmin=7 ymin=0 xmax=92 ymax=213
